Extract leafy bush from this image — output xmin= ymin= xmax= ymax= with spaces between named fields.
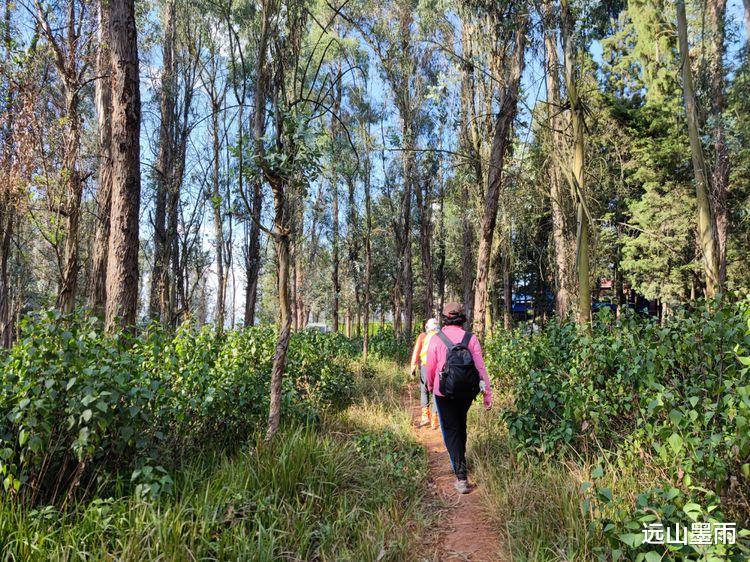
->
xmin=486 ymin=298 xmax=750 ymax=560
xmin=366 ymin=326 xmax=415 ymax=363
xmin=0 ymin=312 xmax=359 ymax=503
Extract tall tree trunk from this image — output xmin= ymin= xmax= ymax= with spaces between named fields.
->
xmin=266 ymin=186 xmax=291 ymax=441
xmin=461 ymin=183 xmax=474 ymax=325
xmin=744 ymin=0 xmax=750 ymax=46
xmin=331 ymin=71 xmax=341 ymax=333
xmin=244 ymin=181 xmax=262 ymax=325
xmin=1 ymin=1 xmax=15 ymax=348
xmin=167 ymin=174 xmax=180 ymax=322
xmin=401 ymin=119 xmax=414 ymax=338
xmin=56 ymin=92 xmax=82 ymax=314
xmin=459 ymin=23 xmax=476 ymax=325
xmin=676 ymin=0 xmax=721 ymax=297
xmin=210 ymin=94 xmax=225 ymax=333
xmin=149 ymin=0 xmax=176 ymax=321
xmin=436 ymin=174 xmax=446 ymax=317
xmin=331 ymin=176 xmax=340 ymax=331
xmin=253 ymin=0 xmax=293 ymax=442
xmin=345 ymin=172 xmax=361 ymax=335
xmin=416 ymin=171 xmax=433 ymax=319
xmin=362 ymin=128 xmax=372 ymax=358
xmin=542 ymin=0 xmax=571 ymax=321
xmin=166 ymin=61 xmax=194 ymax=325
xmin=708 ymin=0 xmax=729 ymax=286
xmin=472 ymin=23 xmax=527 ymax=337
xmin=105 ymin=0 xmax=141 ymax=330
xmin=0 ymin=202 xmax=11 ymax=349
xmin=89 ymin=0 xmax=112 ymax=316
xmin=561 ymin=0 xmax=591 ymax=326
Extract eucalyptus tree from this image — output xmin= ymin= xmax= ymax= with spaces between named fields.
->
xmin=89 ymin=0 xmax=112 ymax=317
xmin=29 ymin=0 xmax=95 ymax=313
xmin=676 ymin=0 xmax=721 ymax=298
xmin=470 ymin=0 xmax=529 ymax=337
xmin=541 ymin=0 xmax=574 ymax=320
xmin=150 ymin=0 xmax=202 ymax=324
xmin=1 ymin=1 xmax=17 ymax=346
xmin=344 ymin=0 xmax=440 ymax=338
xmin=560 ymin=0 xmax=591 ymax=325
xmin=104 ymin=0 xmax=141 ymax=330
xmin=252 ymin=0 xmax=350 ymax=440
xmin=199 ymin=25 xmax=230 ymax=333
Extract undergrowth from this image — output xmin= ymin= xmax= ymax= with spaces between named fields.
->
xmin=472 ymin=298 xmax=750 ymax=561
xmin=0 ymin=357 xmax=429 ymax=561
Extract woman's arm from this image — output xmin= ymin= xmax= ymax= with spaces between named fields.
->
xmin=469 ymin=335 xmax=493 ymax=408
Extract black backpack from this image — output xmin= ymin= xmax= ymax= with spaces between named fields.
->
xmin=435 ymin=330 xmax=480 ymax=400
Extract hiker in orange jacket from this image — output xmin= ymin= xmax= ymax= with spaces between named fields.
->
xmin=410 ymin=318 xmax=440 ymax=428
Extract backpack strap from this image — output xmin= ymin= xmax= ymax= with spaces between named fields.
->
xmin=435 ymin=329 xmax=454 ymax=352
xmin=461 ymin=331 xmax=472 ymax=348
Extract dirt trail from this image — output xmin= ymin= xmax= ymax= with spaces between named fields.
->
xmin=409 ymin=385 xmax=505 ymax=561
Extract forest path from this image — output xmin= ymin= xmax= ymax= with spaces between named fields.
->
xmin=408 ymin=384 xmax=506 ymax=561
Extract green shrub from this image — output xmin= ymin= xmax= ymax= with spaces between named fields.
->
xmin=0 ymin=312 xmax=359 ymax=503
xmin=486 ymin=298 xmax=750 ymax=560
xmin=367 ymin=326 xmax=414 ymax=363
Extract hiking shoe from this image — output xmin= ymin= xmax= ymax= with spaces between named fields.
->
xmin=454 ymin=479 xmax=470 ymax=494
xmin=420 ymin=407 xmax=430 ymax=427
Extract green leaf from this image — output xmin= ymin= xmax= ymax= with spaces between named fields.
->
xmin=82 ymin=409 xmax=92 ymax=422
xmin=28 ymin=436 xmax=43 ymax=453
xmin=667 ymin=433 xmax=683 ymax=454
xmin=683 ymin=502 xmax=701 ymax=521
xmin=597 ymin=487 xmax=612 ymax=502
xmin=619 ymin=532 xmax=644 ymax=547
xmin=669 ymin=409 xmax=683 ymax=424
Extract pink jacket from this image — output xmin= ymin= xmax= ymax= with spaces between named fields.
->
xmin=425 ymin=325 xmax=492 ymax=408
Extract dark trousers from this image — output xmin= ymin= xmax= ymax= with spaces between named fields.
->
xmin=434 ymin=394 xmax=474 ymax=480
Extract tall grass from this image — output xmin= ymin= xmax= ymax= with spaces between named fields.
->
xmin=469 ymin=407 xmax=594 ymax=561
xmin=1 ymin=359 xmax=429 ymax=562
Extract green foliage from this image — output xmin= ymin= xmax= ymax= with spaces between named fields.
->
xmin=0 ymin=422 xmax=427 ymax=561
xmin=486 ymin=299 xmax=750 ymax=559
xmin=366 ymin=326 xmax=413 ymax=364
xmin=0 ymin=312 xmax=359 ymax=503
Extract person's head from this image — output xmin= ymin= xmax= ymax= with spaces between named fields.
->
xmin=425 ymin=318 xmax=439 ymax=332
xmin=441 ymin=302 xmax=467 ymax=326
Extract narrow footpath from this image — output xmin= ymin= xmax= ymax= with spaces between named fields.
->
xmin=409 ymin=385 xmax=505 ymax=561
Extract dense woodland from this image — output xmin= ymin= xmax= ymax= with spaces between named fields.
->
xmin=2 ymin=0 xmax=750 ymax=559
xmin=2 ymin=0 xmax=749 ymax=341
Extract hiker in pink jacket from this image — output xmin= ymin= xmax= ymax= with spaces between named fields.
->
xmin=425 ymin=302 xmax=492 ymax=494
